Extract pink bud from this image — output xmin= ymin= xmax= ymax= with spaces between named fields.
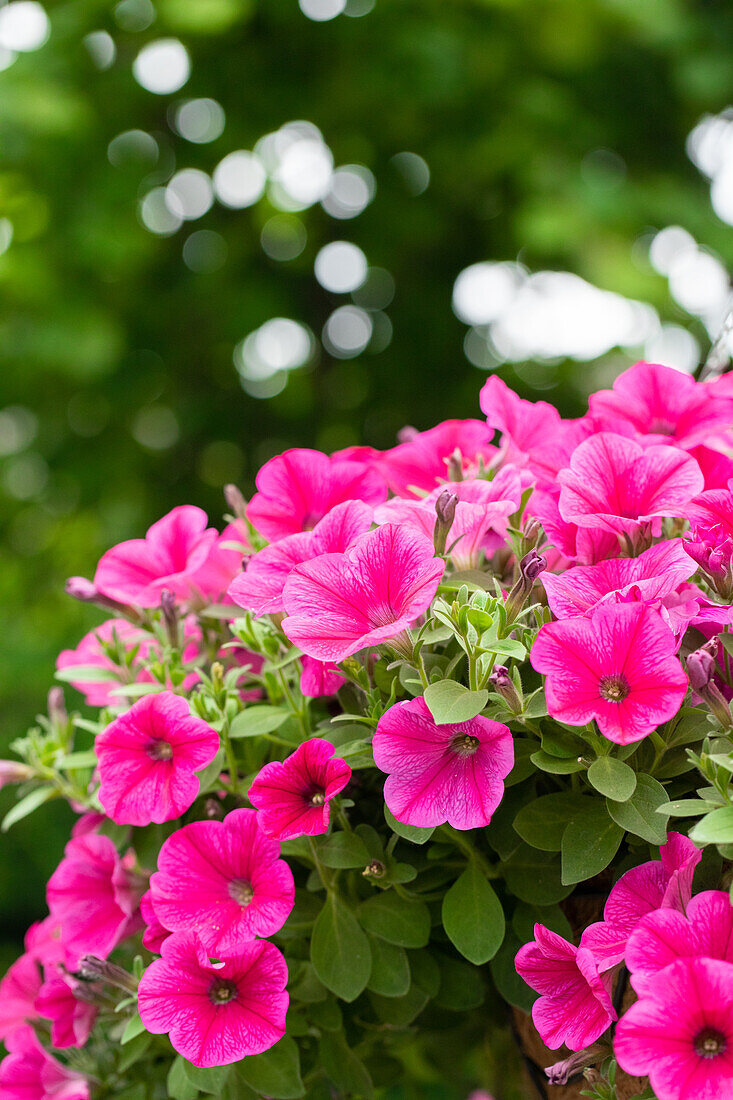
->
xmin=0 ymin=760 xmax=34 ymax=788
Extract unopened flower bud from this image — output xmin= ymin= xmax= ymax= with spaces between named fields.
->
xmin=0 ymin=760 xmax=34 ymax=789
xmin=160 ymin=589 xmax=179 ymax=647
xmin=65 ymin=577 xmax=138 ymax=619
xmin=505 ymin=549 xmax=547 ymax=623
xmin=545 ymin=1046 xmax=604 ymax=1086
xmin=433 ymin=490 xmax=458 ymax=556
xmin=76 ymin=956 xmax=138 ymax=994
xmin=488 ymin=665 xmax=522 ymax=713
xmin=224 ymin=483 xmax=248 ymax=522
xmin=687 ymin=640 xmax=732 ymax=728
xmin=447 ymin=448 xmax=464 ymax=482
xmin=47 ymin=687 xmax=67 ymax=727
xmin=211 ymin=661 xmax=225 ymax=694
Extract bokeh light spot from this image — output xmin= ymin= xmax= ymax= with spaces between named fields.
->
xmin=173 ymin=98 xmax=226 ymax=144
xmin=131 ymin=405 xmax=180 ymax=450
xmin=165 ymin=169 xmax=214 ymax=221
xmin=299 ymin=0 xmax=346 ymax=21
xmin=213 ymin=150 xmax=266 ymax=208
xmin=260 ymin=215 xmax=307 ymax=262
xmin=182 ymin=230 xmax=228 ymax=273
xmin=315 ymin=241 xmax=368 ymax=293
xmin=323 ymin=306 xmax=372 ymax=358
xmin=133 ymin=38 xmax=190 ymax=95
xmin=0 ymin=2 xmax=50 ymax=52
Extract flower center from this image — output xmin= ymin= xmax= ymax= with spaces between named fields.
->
xmin=208 ymin=978 xmax=238 ymax=1006
xmin=694 ymin=1027 xmax=727 ymax=1059
xmin=310 ymin=789 xmax=326 ymax=806
xmin=145 ymin=738 xmax=173 ymax=761
xmin=451 ymin=733 xmax=480 ymax=757
xmin=598 ymin=674 xmax=630 ymax=703
xmin=649 ymin=418 xmax=676 ymax=436
xmin=227 ymin=879 xmax=254 ymax=907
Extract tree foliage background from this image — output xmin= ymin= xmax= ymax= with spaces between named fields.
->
xmin=0 ymin=0 xmax=732 ymax=961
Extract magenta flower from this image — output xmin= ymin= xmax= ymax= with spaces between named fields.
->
xmin=0 ymin=954 xmax=42 ymax=1042
xmin=0 ymin=1026 xmax=90 ymax=1100
xmin=582 ymin=832 xmax=701 ymax=971
xmin=35 ymin=972 xmax=97 ymax=1049
xmin=56 ymin=617 xmax=201 ymax=708
xmin=93 ymin=505 xmax=219 ymax=607
xmin=558 ymin=432 xmax=704 ymax=542
xmin=299 ymin=656 xmax=346 ymax=697
xmin=246 ymin=447 xmax=386 ymax=541
xmin=625 ymin=890 xmax=733 ymax=996
xmin=685 ymin=489 xmax=733 ymax=594
xmin=148 ymin=809 xmax=294 ymax=956
xmin=372 ymin=696 xmax=513 ymax=830
xmin=514 ymin=924 xmax=616 ymax=1051
xmin=228 ymin=500 xmax=373 ymax=617
xmin=542 ymin=540 xmax=696 ymax=619
xmin=378 ymin=419 xmax=496 ymax=496
xmin=530 ymin=602 xmax=688 ymax=744
xmin=137 ymin=933 xmax=288 ymax=1068
xmin=95 ymin=691 xmax=220 ymax=826
xmin=615 ymin=957 xmax=733 ymax=1100
xmin=188 ymin=520 xmax=250 ymax=602
xmin=46 ymin=833 xmax=143 ymax=968
xmin=281 ymin=524 xmax=445 ymax=662
xmin=589 ymin=360 xmax=733 ymax=449
xmin=140 ymin=890 xmax=170 ymax=954
xmin=248 ymin=739 xmax=352 ymax=840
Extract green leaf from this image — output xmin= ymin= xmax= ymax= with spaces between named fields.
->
xmin=228 ymin=705 xmax=290 ymax=739
xmin=55 ymin=664 xmax=122 ymax=683
xmin=311 ymin=894 xmax=371 ymax=1002
xmin=503 ymin=843 xmax=574 ymax=905
xmin=442 ymin=863 xmax=505 ymax=964
xmin=434 ymin=953 xmax=484 ymax=1010
xmin=1 ymin=786 xmax=57 ymax=832
xmin=167 ymin=1058 xmax=200 ymax=1100
xmin=367 ymin=937 xmax=411 ymax=997
xmin=384 ymin=805 xmax=434 ymax=844
xmin=561 ymin=803 xmax=623 ymax=885
xmin=587 ymin=756 xmax=637 ymax=801
xmin=423 ymin=680 xmax=488 ymax=725
xmin=120 ymin=1012 xmax=146 ymax=1045
xmin=234 ymin=1036 xmax=305 ymax=1099
xmin=317 ymin=831 xmax=370 ymax=869
xmin=358 ymin=892 xmax=431 ymax=948
xmin=54 ymin=750 xmax=98 ymax=769
xmin=607 ymin=774 xmax=669 ymax=845
xmin=530 ymin=750 xmax=584 ymax=775
xmin=690 ymin=806 xmax=733 ymax=845
xmin=513 ymin=793 xmax=592 ymax=852
xmin=117 ymin=1031 xmax=152 ymax=1073
xmin=182 ymin=1064 xmax=230 ymax=1094
xmin=490 ymin=932 xmax=537 ymax=1013
xmin=319 ymin=1032 xmax=374 ymax=1099
xmin=659 ymin=799 xmax=718 ymax=818
xmin=369 ymin=983 xmax=430 ymax=1026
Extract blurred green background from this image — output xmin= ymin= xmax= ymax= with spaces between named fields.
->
xmin=1 ymin=0 xmax=732 ymax=961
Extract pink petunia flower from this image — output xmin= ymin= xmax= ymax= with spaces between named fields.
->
xmin=527 ymin=487 xmax=620 ymax=566
xmin=46 ymin=832 xmax=143 ymax=968
xmin=228 ymin=500 xmax=373 ymax=617
xmin=581 ymin=832 xmax=701 ymax=971
xmin=140 ymin=889 xmax=170 ymax=954
xmin=0 ymin=1026 xmax=90 ymax=1100
xmin=281 ymin=524 xmax=445 ymax=662
xmin=374 ymin=471 xmax=524 ymax=568
xmin=56 ymin=617 xmax=202 ymax=708
xmin=625 ymin=890 xmax=733 ymax=996
xmin=188 ymin=520 xmax=250 ymax=603
xmin=514 ymin=924 xmax=616 ymax=1051
xmin=541 ymin=539 xmax=696 ymax=619
xmin=35 ymin=971 xmax=97 ymax=1049
xmin=372 ymin=696 xmax=513 ymax=830
xmin=95 ymin=691 xmax=220 ymax=826
xmin=589 ymin=360 xmax=733 ymax=450
xmin=530 ymin=602 xmax=688 ymax=744
xmin=614 ymin=957 xmax=733 ymax=1100
xmin=685 ymin=488 xmax=733 ymax=596
xmin=558 ymin=432 xmax=704 ymax=544
xmin=299 ymin=656 xmax=346 ymax=697
xmin=248 ymin=739 xmax=352 ymax=840
xmin=93 ymin=506 xmax=220 ymax=607
xmin=137 ymin=933 xmax=288 ymax=1068
xmin=148 ymin=808 xmax=294 ymax=956
xmin=246 ymin=448 xmax=386 ymax=541
xmin=376 ymin=419 xmax=497 ymax=496
xmin=0 ymin=953 xmax=42 ymax=1042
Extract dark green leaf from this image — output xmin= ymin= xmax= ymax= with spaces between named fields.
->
xmin=561 ymin=803 xmax=623 ymax=885
xmin=607 ymin=774 xmax=669 ymax=844
xmin=434 ymin=953 xmax=484 ymax=1010
xmin=367 ymin=937 xmax=411 ymax=997
xmin=384 ymin=805 xmax=434 ymax=844
xmin=228 ymin=705 xmax=290 ymax=739
xmin=1 ymin=786 xmax=57 ymax=832
xmin=530 ymin=750 xmax=584 ymax=775
xmin=311 ymin=894 xmax=371 ymax=1002
xmin=587 ymin=756 xmax=637 ymax=801
xmin=423 ymin=680 xmax=488 ymax=725
xmin=183 ymin=1064 xmax=230 ymax=1095
xmin=319 ymin=1032 xmax=374 ymax=1099
xmin=513 ymin=793 xmax=592 ymax=852
xmin=358 ymin=892 xmax=431 ymax=947
xmin=442 ymin=863 xmax=505 ymax=964
xmin=503 ymin=843 xmax=574 ymax=904
xmin=167 ymin=1058 xmax=200 ymax=1100
xmin=318 ymin=831 xmax=370 ymax=868
xmin=234 ymin=1037 xmax=305 ymax=1099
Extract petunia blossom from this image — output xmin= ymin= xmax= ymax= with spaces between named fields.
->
xmin=137 ymin=933 xmax=288 ymax=1068
xmin=530 ymin=602 xmax=688 ymax=744
xmin=625 ymin=890 xmax=733 ymax=996
xmin=0 ymin=1026 xmax=90 ymax=1100
xmin=228 ymin=500 xmax=373 ymax=617
xmin=541 ymin=539 xmax=696 ymax=619
xmin=372 ymin=696 xmax=513 ymax=830
xmin=514 ymin=924 xmax=616 ymax=1052
xmin=246 ymin=448 xmax=386 ymax=541
xmin=558 ymin=432 xmax=704 ymax=544
xmin=374 ymin=419 xmax=496 ymax=496
xmin=581 ymin=832 xmax=701 ymax=971
xmin=46 ymin=832 xmax=143 ymax=968
xmin=95 ymin=691 xmax=220 ymax=826
xmin=248 ymin=739 xmax=351 ymax=840
xmin=0 ymin=953 xmax=42 ymax=1042
xmin=35 ymin=971 xmax=98 ymax=1049
xmin=589 ymin=360 xmax=733 ymax=450
xmin=148 ymin=808 xmax=294 ymax=956
xmin=282 ymin=524 xmax=445 ymax=662
xmin=299 ymin=656 xmax=346 ymax=697
xmin=614 ymin=957 xmax=733 ymax=1100
xmin=93 ymin=505 xmax=219 ymax=607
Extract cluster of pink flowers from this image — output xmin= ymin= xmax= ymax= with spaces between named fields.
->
xmin=2 ymin=359 xmax=733 ymax=1098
